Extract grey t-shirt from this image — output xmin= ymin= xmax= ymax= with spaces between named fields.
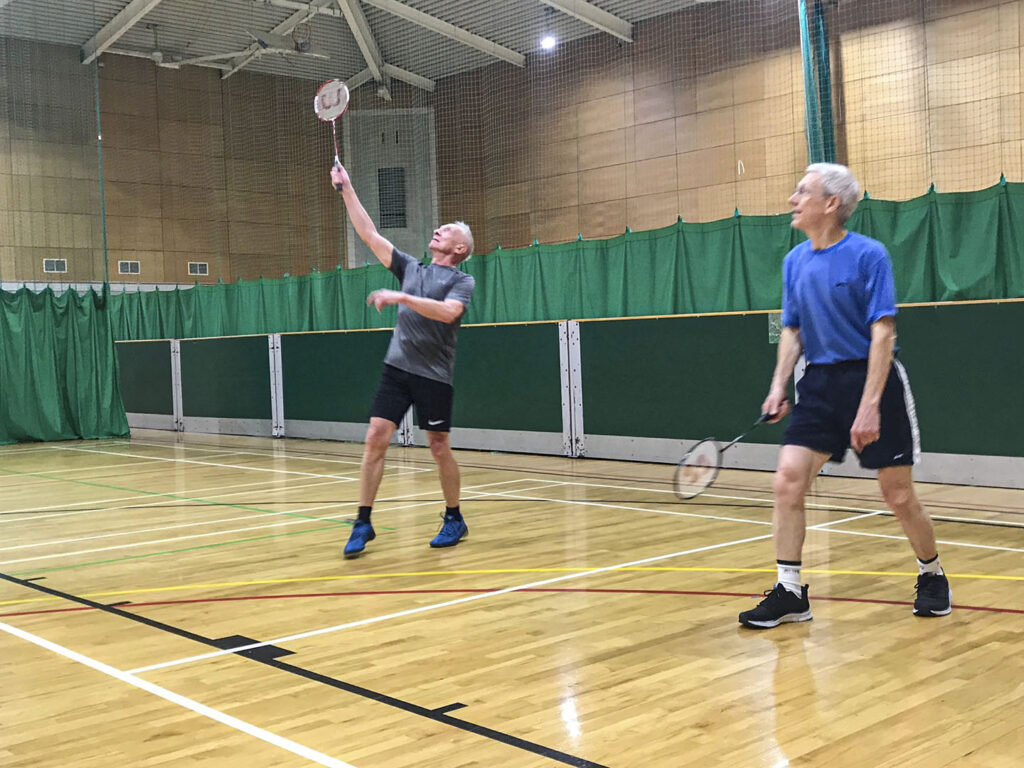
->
xmin=383 ymin=248 xmax=475 ymax=384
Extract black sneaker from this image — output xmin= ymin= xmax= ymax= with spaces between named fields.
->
xmin=913 ymin=572 xmax=952 ymax=616
xmin=738 ymin=584 xmax=813 ymax=629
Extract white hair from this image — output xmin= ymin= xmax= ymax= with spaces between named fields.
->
xmin=806 ymin=163 xmax=860 ymax=225
xmin=450 ymin=220 xmax=474 ymax=262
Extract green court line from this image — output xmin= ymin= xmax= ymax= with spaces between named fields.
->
xmin=11 ymin=525 xmax=346 ymax=577
xmin=0 ymin=465 xmax=391 ymax=529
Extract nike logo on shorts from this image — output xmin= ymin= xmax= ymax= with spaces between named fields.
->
xmin=428 ymin=419 xmax=445 ymax=426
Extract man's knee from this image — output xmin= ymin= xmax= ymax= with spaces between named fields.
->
xmin=427 ymin=432 xmax=452 ymax=460
xmin=773 ymin=462 xmax=809 ymax=502
xmin=364 ymin=420 xmax=394 ymax=455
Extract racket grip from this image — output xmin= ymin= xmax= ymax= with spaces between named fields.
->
xmin=332 ymin=156 xmax=343 ymax=190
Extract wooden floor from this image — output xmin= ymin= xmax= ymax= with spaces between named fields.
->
xmin=1 ymin=430 xmax=1022 ymax=768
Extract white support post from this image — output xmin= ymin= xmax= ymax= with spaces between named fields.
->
xmin=399 ymin=408 xmax=415 ymax=446
xmin=559 ymin=320 xmax=585 ymax=457
xmin=268 ymin=334 xmax=285 ymax=438
xmin=170 ymin=339 xmax=184 ymax=432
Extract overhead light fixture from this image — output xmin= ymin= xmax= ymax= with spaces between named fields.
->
xmin=540 ymin=35 xmax=558 ymax=51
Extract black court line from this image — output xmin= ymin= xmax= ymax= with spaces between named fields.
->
xmin=433 ymin=702 xmax=468 ymax=714
xmin=0 ymin=571 xmax=609 ymax=768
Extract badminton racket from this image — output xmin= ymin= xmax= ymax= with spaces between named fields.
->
xmin=314 ymin=78 xmax=350 ymax=189
xmin=673 ymin=412 xmax=775 ymax=499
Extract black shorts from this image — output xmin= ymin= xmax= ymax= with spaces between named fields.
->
xmin=783 ymin=359 xmax=919 ymax=469
xmin=370 ymin=364 xmax=454 ymax=432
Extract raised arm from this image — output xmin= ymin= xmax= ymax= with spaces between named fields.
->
xmin=330 ymin=164 xmax=395 ymax=269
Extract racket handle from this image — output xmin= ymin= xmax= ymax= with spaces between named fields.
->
xmin=332 ymin=156 xmax=343 ymax=190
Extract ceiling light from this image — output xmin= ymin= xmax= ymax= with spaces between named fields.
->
xmin=540 ymin=35 xmax=557 ymax=51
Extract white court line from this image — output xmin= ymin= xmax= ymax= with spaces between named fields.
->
xmin=0 ymin=476 xmax=340 ymax=525
xmin=555 ymin=478 xmax=899 ymax=515
xmin=0 ymin=621 xmax=357 ymax=768
xmin=0 ymin=479 xmax=566 ymax=554
xmin=129 ymin=530 xmax=776 ymax=675
xmin=118 ymin=439 xmax=434 ymax=476
xmin=498 ymin=490 xmax=774 ymax=527
xmin=819 ymin=527 xmax=1024 ymax=553
xmin=0 ymin=480 xmax=565 ymax=562
xmin=54 ymin=446 xmax=361 ymax=482
xmin=510 ymin=480 xmax=1024 ymax=552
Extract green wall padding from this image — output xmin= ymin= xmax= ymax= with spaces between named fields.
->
xmin=579 ymin=315 xmax=787 ymax=444
xmin=180 ymin=336 xmax=271 ymax=420
xmin=897 ymin=303 xmax=1024 ymax=457
xmin=0 ymin=286 xmax=129 ymax=443
xmin=116 ymin=341 xmax=172 ymax=415
xmin=452 ymin=323 xmax=562 ymax=432
xmin=577 ymin=304 xmax=1024 ymax=459
xmin=279 ymin=323 xmax=562 ymax=432
xmin=281 ymin=331 xmax=391 ymax=423
xmin=107 ymin=182 xmax=1024 ymax=340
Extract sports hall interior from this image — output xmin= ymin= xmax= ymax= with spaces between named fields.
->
xmin=1 ymin=1 xmax=1022 ymax=767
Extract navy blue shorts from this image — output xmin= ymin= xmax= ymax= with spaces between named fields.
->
xmin=370 ymin=364 xmax=454 ymax=432
xmin=783 ymin=359 xmax=919 ymax=469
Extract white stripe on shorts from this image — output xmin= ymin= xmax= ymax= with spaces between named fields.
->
xmin=893 ymin=359 xmax=921 ymax=464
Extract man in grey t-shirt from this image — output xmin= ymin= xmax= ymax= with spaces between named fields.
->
xmin=330 ymin=163 xmax=476 ymax=558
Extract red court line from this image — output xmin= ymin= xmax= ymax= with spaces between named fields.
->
xmin=1 ymin=588 xmax=1021 ymax=617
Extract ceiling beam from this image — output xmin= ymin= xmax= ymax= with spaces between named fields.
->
xmin=105 ymin=47 xmax=230 ymax=71
xmin=362 ymin=0 xmax=524 ymax=68
xmin=382 ymin=63 xmax=434 ymax=92
xmin=267 ymin=0 xmax=523 ymax=68
xmin=222 ymin=0 xmax=333 ymax=80
xmin=335 ymin=0 xmax=390 ymax=100
xmin=347 ymin=67 xmax=374 ymax=90
xmin=80 ymin=0 xmax=167 ymax=65
xmin=539 ymin=0 xmax=633 ymax=43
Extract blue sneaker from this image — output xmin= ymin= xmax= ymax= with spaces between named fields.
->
xmin=344 ymin=520 xmax=375 ymax=558
xmin=429 ymin=514 xmax=467 ymax=548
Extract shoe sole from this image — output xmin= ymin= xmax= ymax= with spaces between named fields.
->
xmin=739 ymin=610 xmax=813 ymax=629
xmin=914 ymin=588 xmax=953 ymax=617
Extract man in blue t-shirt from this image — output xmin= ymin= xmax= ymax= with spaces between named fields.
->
xmin=330 ymin=163 xmax=475 ymax=558
xmin=738 ymin=163 xmax=952 ymax=629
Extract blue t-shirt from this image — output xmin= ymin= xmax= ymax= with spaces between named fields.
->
xmin=781 ymin=231 xmax=897 ymax=365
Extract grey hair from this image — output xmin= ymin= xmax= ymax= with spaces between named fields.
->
xmin=806 ymin=163 xmax=860 ymax=224
xmin=451 ymin=220 xmax=474 ymax=262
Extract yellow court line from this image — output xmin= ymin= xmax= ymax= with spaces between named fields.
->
xmin=2 ymin=567 xmax=1022 ymax=608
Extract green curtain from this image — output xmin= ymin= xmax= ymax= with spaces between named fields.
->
xmin=108 ymin=181 xmax=1024 ymax=340
xmin=0 ymin=285 xmax=129 ymax=443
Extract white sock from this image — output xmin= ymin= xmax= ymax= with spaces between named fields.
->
xmin=917 ymin=555 xmax=944 ymax=576
xmin=777 ymin=561 xmax=803 ymax=596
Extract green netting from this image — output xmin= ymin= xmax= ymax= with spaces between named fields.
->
xmin=0 ymin=285 xmax=129 ymax=443
xmin=107 ymin=181 xmax=1024 ymax=340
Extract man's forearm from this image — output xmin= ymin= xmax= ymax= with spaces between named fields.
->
xmin=860 ymin=318 xmax=896 ymax=410
xmin=340 ymin=185 xmax=379 ymax=245
xmin=770 ymin=327 xmax=803 ymax=393
xmin=400 ymin=295 xmax=462 ymax=324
